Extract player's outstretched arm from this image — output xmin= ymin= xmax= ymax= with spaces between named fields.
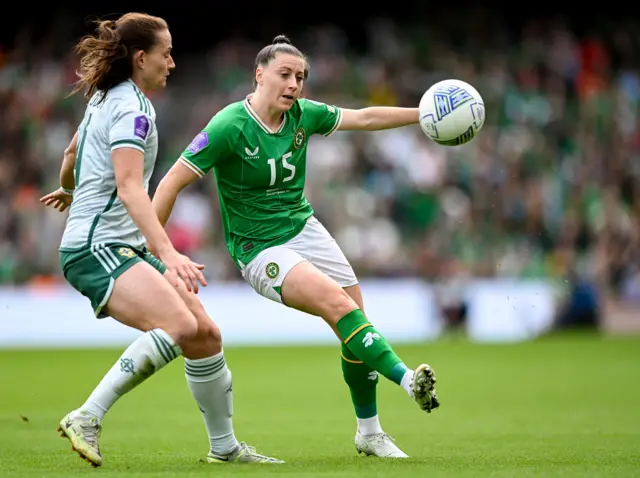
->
xmin=152 ymin=161 xmax=200 ymax=228
xmin=39 ymin=131 xmax=79 ymax=212
xmin=338 ymin=107 xmax=419 ymax=132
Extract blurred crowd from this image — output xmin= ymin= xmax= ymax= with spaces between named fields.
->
xmin=1 ymin=15 xmax=640 ymax=310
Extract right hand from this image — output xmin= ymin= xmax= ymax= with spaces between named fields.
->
xmin=39 ymin=188 xmax=73 ymax=212
xmin=158 ymin=248 xmax=207 ymax=294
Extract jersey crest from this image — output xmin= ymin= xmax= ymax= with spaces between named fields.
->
xmin=265 ymin=262 xmax=280 ymax=279
xmin=117 ymin=247 xmax=136 ymax=259
xmin=293 ymin=127 xmax=306 ymax=149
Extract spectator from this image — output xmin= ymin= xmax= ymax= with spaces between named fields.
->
xmin=0 ymin=16 xmax=638 ymax=308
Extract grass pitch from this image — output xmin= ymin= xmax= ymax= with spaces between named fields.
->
xmin=0 ymin=332 xmax=638 ymax=477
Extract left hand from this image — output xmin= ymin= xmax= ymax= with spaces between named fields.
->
xmin=40 ymin=188 xmax=73 ymax=212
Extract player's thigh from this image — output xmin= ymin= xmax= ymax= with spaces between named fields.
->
xmin=242 ymin=243 xmax=358 ymax=329
xmin=104 ymin=260 xmax=198 ymax=345
xmin=280 ymin=261 xmax=359 ymax=334
xmin=61 ymin=244 xmax=198 ymax=343
xmin=287 ymin=216 xmax=365 ymax=316
xmin=140 ymin=247 xmax=220 ymax=355
xmin=290 ymin=216 xmax=359 ymax=288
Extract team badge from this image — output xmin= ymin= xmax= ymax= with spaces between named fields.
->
xmin=117 ymin=247 xmax=136 ymax=259
xmin=293 ymin=127 xmax=306 ymax=149
xmin=265 ymin=262 xmax=280 ymax=279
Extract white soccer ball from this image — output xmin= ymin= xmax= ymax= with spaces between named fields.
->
xmin=419 ymin=79 xmax=485 ymax=146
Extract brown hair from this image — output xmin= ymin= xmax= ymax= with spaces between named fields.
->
xmin=70 ymin=13 xmax=168 ymax=102
xmin=254 ymin=34 xmax=309 ymax=87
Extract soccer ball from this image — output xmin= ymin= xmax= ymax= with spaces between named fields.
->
xmin=418 ymin=79 xmax=485 ymax=146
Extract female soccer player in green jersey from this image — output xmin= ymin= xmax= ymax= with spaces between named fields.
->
xmin=40 ymin=13 xmax=282 ymax=467
xmin=152 ymin=35 xmax=440 ymax=459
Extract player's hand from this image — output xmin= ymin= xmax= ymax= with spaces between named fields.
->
xmin=158 ymin=248 xmax=207 ymax=293
xmin=39 ymin=188 xmax=73 ymax=212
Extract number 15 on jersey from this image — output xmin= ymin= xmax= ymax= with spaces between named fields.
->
xmin=267 ymin=152 xmax=295 ymax=186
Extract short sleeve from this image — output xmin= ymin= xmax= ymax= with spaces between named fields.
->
xmin=109 ymin=108 xmax=153 ymax=153
xmin=179 ymin=113 xmax=231 ymax=177
xmin=301 ymin=99 xmax=343 ymax=136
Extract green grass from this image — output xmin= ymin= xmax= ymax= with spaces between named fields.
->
xmin=1 ymin=332 xmax=639 ymax=477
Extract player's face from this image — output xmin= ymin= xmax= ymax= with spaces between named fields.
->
xmin=139 ymin=29 xmax=175 ymax=90
xmin=260 ymin=53 xmax=306 ymax=112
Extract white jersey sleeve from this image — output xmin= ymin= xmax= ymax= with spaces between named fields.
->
xmin=109 ymin=107 xmax=153 ymax=154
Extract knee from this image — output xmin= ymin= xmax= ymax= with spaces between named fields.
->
xmin=324 ymin=288 xmax=358 ymax=323
xmin=166 ymin=312 xmax=199 ymax=347
xmin=185 ymin=298 xmax=223 ymax=347
xmin=177 ymin=290 xmax=223 ymax=354
xmin=198 ymin=320 xmax=223 ymax=349
xmin=181 ymin=318 xmax=223 ymax=358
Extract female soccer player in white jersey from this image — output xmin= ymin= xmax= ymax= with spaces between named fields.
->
xmin=40 ymin=13 xmax=282 ymax=466
xmin=151 ymin=35 xmax=440 ymax=459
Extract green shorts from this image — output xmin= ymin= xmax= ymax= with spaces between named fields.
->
xmin=59 ymin=243 xmax=166 ymax=318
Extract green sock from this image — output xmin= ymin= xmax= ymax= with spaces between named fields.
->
xmin=341 ymin=343 xmax=378 ymax=419
xmin=336 ymin=309 xmax=409 ymax=386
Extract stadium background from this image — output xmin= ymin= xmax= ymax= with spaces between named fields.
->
xmin=1 ymin=4 xmax=639 ymax=476
xmin=2 ymin=3 xmax=640 ymax=335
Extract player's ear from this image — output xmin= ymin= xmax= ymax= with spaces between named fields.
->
xmin=134 ymin=49 xmax=145 ymax=69
xmin=255 ymin=67 xmax=264 ymax=87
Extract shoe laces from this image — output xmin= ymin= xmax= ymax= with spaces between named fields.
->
xmin=238 ymin=442 xmax=281 ymax=462
xmin=238 ymin=442 xmax=257 ymax=455
xmin=369 ymin=432 xmax=396 ymax=445
xmin=79 ymin=416 xmax=102 ymax=449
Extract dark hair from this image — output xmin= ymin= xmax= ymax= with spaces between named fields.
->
xmin=253 ymin=34 xmax=309 ymax=87
xmin=70 ymin=12 xmax=168 ymax=101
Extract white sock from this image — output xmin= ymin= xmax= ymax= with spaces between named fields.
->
xmin=400 ymin=370 xmax=414 ymax=398
xmin=184 ymin=351 xmax=239 ymax=455
xmin=79 ymin=329 xmax=181 ymax=420
xmin=357 ymin=415 xmax=383 ymax=436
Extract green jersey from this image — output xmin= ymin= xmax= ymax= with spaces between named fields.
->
xmin=179 ymin=97 xmax=342 ymax=267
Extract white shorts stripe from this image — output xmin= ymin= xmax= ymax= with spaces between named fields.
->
xmin=102 ymin=246 xmax=120 ymax=268
xmin=91 ymin=245 xmax=114 ymax=273
xmin=97 ymin=244 xmax=119 ymax=270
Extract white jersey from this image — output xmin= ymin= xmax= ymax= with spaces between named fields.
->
xmin=60 ymin=80 xmax=158 ymax=251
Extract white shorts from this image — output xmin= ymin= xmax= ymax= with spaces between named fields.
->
xmin=240 ymin=216 xmax=358 ymax=303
